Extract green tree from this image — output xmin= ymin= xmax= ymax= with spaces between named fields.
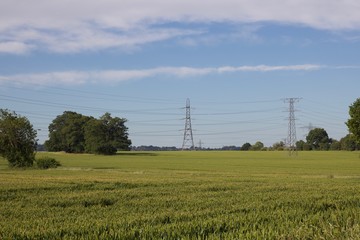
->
xmin=296 ymin=140 xmax=305 ymax=151
xmin=306 ymin=128 xmax=330 ymax=150
xmin=251 ymin=141 xmax=264 ymax=151
xmin=99 ymin=113 xmax=131 ymax=151
xmin=240 ymin=142 xmax=252 ymax=151
xmin=329 ymin=139 xmax=341 ymax=150
xmin=272 ymin=141 xmax=285 ymax=151
xmin=84 ymin=113 xmax=131 ymax=155
xmin=0 ymin=109 xmax=37 ymax=167
xmin=346 ymin=98 xmax=360 ymax=144
xmin=340 ymin=134 xmax=359 ymax=151
xmin=45 ymin=111 xmax=91 ymax=153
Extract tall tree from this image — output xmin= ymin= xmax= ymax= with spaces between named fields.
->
xmin=340 ymin=134 xmax=360 ymax=151
xmin=251 ymin=141 xmax=264 ymax=151
xmin=272 ymin=141 xmax=285 ymax=151
xmin=306 ymin=128 xmax=330 ymax=150
xmin=84 ymin=118 xmax=116 ymax=155
xmin=296 ymin=140 xmax=307 ymax=151
xmin=100 ymin=113 xmax=131 ymax=150
xmin=84 ymin=113 xmax=131 ymax=155
xmin=329 ymin=139 xmax=341 ymax=151
xmin=45 ymin=111 xmax=91 ymax=153
xmin=0 ymin=109 xmax=37 ymax=167
xmin=346 ymin=98 xmax=360 ymax=144
xmin=240 ymin=142 xmax=252 ymax=151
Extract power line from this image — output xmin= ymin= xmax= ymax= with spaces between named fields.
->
xmin=2 ymin=85 xmax=184 ymax=104
xmin=0 ymin=94 xmax=183 ymax=115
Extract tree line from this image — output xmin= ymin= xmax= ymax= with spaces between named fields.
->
xmin=0 ymin=110 xmax=131 ymax=167
xmin=45 ymin=111 xmax=131 ymax=154
xmin=1 ymin=98 xmax=360 ymax=167
xmin=237 ymin=130 xmax=360 ymax=152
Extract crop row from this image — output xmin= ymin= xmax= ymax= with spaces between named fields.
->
xmin=1 ymin=170 xmax=360 ymax=239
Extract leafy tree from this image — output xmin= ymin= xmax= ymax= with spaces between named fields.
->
xmin=272 ymin=141 xmax=285 ymax=151
xmin=340 ymin=134 xmax=359 ymax=151
xmin=346 ymin=98 xmax=360 ymax=144
xmin=240 ymin=142 xmax=252 ymax=151
xmin=295 ymin=140 xmax=311 ymax=151
xmin=251 ymin=141 xmax=264 ymax=151
xmin=0 ymin=109 xmax=37 ymax=167
xmin=45 ymin=111 xmax=91 ymax=153
xmin=296 ymin=140 xmax=305 ymax=151
xmin=99 ymin=113 xmax=131 ymax=151
xmin=306 ymin=128 xmax=330 ymax=150
xmin=84 ymin=113 xmax=131 ymax=155
xmin=329 ymin=139 xmax=341 ymax=150
xmin=45 ymin=111 xmax=131 ymax=154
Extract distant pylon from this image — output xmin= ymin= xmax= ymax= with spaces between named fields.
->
xmin=198 ymin=139 xmax=202 ymax=150
xmin=284 ymin=98 xmax=301 ymax=155
xmin=182 ymin=98 xmax=195 ymax=150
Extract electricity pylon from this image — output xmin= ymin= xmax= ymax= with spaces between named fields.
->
xmin=284 ymin=98 xmax=301 ymax=155
xmin=182 ymin=98 xmax=195 ymax=150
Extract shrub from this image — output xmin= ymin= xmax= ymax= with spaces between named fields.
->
xmin=36 ymin=157 xmax=61 ymax=169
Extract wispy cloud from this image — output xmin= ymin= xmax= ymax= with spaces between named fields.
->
xmin=178 ymin=25 xmax=262 ymax=47
xmin=334 ymin=65 xmax=360 ymax=69
xmin=0 ymin=64 xmax=323 ymax=85
xmin=1 ymin=0 xmax=360 ymax=54
xmin=0 ymin=26 xmax=203 ymax=54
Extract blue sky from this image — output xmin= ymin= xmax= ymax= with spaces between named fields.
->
xmin=1 ymin=0 xmax=360 ymax=148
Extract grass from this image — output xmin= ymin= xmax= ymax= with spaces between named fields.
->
xmin=1 ymin=151 xmax=360 ymax=239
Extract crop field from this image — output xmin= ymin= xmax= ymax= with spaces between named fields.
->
xmin=1 ymin=151 xmax=360 ymax=239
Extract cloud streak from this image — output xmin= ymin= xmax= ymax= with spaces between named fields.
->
xmin=0 ymin=64 xmax=323 ymax=85
xmin=1 ymin=0 xmax=360 ymax=54
xmin=0 ymin=26 xmax=203 ymax=54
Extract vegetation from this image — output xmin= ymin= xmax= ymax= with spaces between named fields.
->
xmin=36 ymin=157 xmax=61 ymax=169
xmin=45 ymin=111 xmax=131 ymax=154
xmin=306 ymin=128 xmax=331 ymax=150
xmin=240 ymin=142 xmax=252 ymax=151
xmin=1 ymin=151 xmax=360 ymax=239
xmin=0 ymin=109 xmax=37 ymax=167
xmin=45 ymin=111 xmax=90 ymax=153
xmin=295 ymin=129 xmax=360 ymax=151
xmin=347 ymin=98 xmax=360 ymax=144
xmin=340 ymin=134 xmax=360 ymax=151
xmin=250 ymin=141 xmax=264 ymax=151
xmin=84 ymin=113 xmax=131 ymax=155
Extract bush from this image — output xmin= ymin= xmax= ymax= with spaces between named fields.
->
xmin=36 ymin=157 xmax=61 ymax=169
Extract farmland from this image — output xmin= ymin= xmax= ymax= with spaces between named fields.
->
xmin=1 ymin=151 xmax=360 ymax=239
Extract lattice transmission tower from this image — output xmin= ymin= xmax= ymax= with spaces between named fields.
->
xmin=182 ymin=98 xmax=195 ymax=150
xmin=284 ymin=98 xmax=301 ymax=155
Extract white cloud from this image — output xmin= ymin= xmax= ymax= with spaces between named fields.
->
xmin=217 ymin=64 xmax=322 ymax=72
xmin=0 ymin=64 xmax=323 ymax=85
xmin=179 ymin=25 xmax=262 ymax=47
xmin=0 ymin=41 xmax=33 ymax=54
xmin=1 ymin=0 xmax=359 ymax=30
xmin=1 ymin=0 xmax=360 ymax=54
xmin=1 ymin=25 xmax=202 ymax=53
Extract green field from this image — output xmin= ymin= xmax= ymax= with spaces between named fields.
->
xmin=1 ymin=151 xmax=360 ymax=239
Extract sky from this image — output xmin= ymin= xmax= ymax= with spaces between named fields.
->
xmin=1 ymin=0 xmax=360 ymax=148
